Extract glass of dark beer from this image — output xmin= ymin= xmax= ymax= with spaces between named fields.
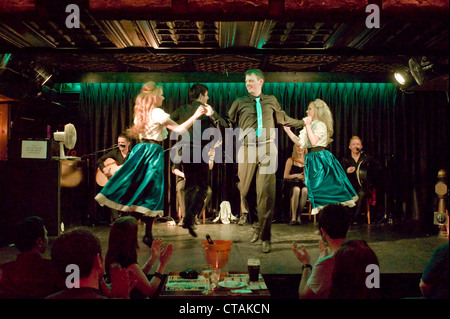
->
xmin=247 ymin=258 xmax=260 ymax=282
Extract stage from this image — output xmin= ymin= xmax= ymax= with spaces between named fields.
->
xmin=1 ymin=218 xmax=447 ymax=299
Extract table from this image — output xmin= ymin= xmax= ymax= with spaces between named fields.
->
xmin=159 ymin=271 xmax=271 ymax=299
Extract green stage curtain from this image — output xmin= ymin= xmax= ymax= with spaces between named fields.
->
xmin=79 ymin=82 xmax=448 ymax=228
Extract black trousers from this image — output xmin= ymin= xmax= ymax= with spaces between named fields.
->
xmin=182 ymin=161 xmax=210 ymax=228
xmin=238 ymin=142 xmax=277 ymax=241
xmin=353 ymin=187 xmax=369 ymax=220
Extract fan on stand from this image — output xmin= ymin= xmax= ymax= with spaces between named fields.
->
xmin=53 ymin=123 xmax=77 ymax=159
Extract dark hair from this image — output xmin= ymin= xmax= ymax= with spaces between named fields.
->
xmin=188 ymin=83 xmax=208 ymax=104
xmin=51 ymin=228 xmax=102 ymax=279
xmin=317 ymin=204 xmax=350 ymax=239
xmin=105 ymin=216 xmax=139 ymax=277
xmin=118 ymin=133 xmax=130 ymax=142
xmin=245 ymin=69 xmax=265 ymax=81
xmin=14 ymin=216 xmax=46 ymax=252
xmin=328 ymin=239 xmax=380 ymax=299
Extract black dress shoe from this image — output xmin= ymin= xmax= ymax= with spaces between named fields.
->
xmin=182 ymin=224 xmax=198 ymax=237
xmin=142 ymin=237 xmax=153 ymax=248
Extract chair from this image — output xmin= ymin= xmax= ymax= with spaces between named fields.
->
xmin=363 ymin=190 xmax=375 ymax=225
xmin=366 ymin=198 xmax=371 ymax=225
xmin=300 ymin=200 xmax=316 ymax=223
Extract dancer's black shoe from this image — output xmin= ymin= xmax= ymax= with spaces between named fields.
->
xmin=182 ymin=224 xmax=198 ymax=237
xmin=142 ymin=237 xmax=153 ymax=248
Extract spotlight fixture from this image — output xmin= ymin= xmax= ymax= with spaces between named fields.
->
xmin=409 ymin=56 xmax=434 ymax=86
xmin=394 ymin=65 xmax=413 ymax=87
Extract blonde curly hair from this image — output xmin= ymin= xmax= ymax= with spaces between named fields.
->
xmin=126 ymin=82 xmax=163 ymax=138
xmin=311 ymin=99 xmax=334 ymax=144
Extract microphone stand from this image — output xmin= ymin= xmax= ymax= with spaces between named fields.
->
xmin=379 ymin=154 xmax=394 ymax=225
xmin=80 ymin=145 xmax=119 ymax=159
xmin=79 ymin=145 xmax=119 ymax=227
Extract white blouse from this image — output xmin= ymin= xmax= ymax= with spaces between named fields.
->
xmin=138 ymin=108 xmax=170 ymax=141
xmin=298 ymin=120 xmax=328 ymax=148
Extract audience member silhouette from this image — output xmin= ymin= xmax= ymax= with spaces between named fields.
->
xmin=47 ymin=228 xmax=133 ymax=299
xmin=292 ymin=204 xmax=350 ymax=299
xmin=0 ymin=216 xmax=62 ymax=299
xmin=328 ymin=239 xmax=380 ymax=299
xmin=419 ymin=241 xmax=449 ymax=299
xmin=105 ymin=216 xmax=173 ymax=299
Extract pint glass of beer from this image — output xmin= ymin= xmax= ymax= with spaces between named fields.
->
xmin=247 ymin=258 xmax=260 ymax=282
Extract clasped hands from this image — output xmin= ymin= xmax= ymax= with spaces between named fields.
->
xmin=197 ymin=103 xmax=214 ymax=117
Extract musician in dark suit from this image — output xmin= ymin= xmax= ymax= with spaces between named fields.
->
xmin=341 ymin=136 xmax=380 ymax=224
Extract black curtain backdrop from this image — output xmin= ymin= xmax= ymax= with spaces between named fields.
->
xmin=78 ymin=81 xmax=449 ymax=229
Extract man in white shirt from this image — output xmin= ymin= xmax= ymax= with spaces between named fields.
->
xmin=292 ymin=204 xmax=350 ymax=299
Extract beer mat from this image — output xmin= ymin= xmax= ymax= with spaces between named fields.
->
xmin=165 ymin=275 xmax=210 ymax=291
xmin=230 ymin=289 xmax=253 ymax=294
xmin=247 ymin=281 xmax=267 ymax=290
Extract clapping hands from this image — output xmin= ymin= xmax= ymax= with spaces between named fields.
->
xmin=292 ymin=242 xmax=310 ymax=265
xmin=101 ymin=262 xmax=137 ymax=299
xmin=151 ymin=237 xmax=174 ymax=267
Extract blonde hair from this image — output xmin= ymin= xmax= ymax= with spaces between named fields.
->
xmin=126 ymin=82 xmax=163 ymax=138
xmin=292 ymin=144 xmax=308 ymax=159
xmin=311 ymin=99 xmax=334 ymax=144
xmin=349 ymin=136 xmax=362 ymax=145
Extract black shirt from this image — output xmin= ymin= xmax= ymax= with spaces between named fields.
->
xmin=97 ymin=148 xmax=129 ymax=170
xmin=341 ymin=153 xmax=381 ymax=191
xmin=171 ymin=100 xmax=216 ymax=147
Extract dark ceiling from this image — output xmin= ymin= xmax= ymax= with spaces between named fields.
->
xmin=0 ymin=0 xmax=449 ymax=88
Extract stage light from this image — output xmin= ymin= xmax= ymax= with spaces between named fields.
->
xmin=394 ymin=72 xmax=406 ymax=85
xmin=408 ymin=56 xmax=435 ymax=86
xmin=394 ymin=66 xmax=411 ymax=86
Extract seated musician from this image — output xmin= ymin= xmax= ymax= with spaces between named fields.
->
xmin=340 ymin=136 xmax=380 ymax=225
xmin=97 ymin=133 xmax=131 ymax=179
xmin=96 ymin=133 xmax=132 ymax=224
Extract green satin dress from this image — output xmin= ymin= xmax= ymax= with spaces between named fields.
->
xmin=95 ymin=142 xmax=165 ymax=217
xmin=305 ymin=149 xmax=358 ymax=215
